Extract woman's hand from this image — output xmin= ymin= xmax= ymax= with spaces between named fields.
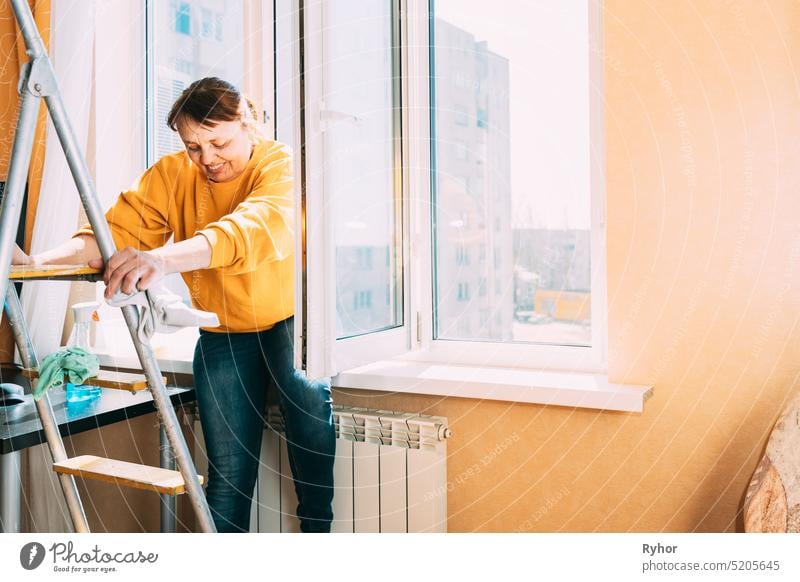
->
xmin=90 ymin=247 xmax=165 ymax=300
xmin=12 ymin=244 xmax=33 ymax=265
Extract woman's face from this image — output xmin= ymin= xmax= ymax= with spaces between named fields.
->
xmin=176 ymin=116 xmax=253 ymax=182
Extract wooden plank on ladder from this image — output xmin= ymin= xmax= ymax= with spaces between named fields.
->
xmin=257 ymin=427 xmax=282 ymax=533
xmin=9 ymin=264 xmax=101 ymax=281
xmin=53 ymin=455 xmax=203 ymax=495
xmin=22 ymin=368 xmax=163 ymax=392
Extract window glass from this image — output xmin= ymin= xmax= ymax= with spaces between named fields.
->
xmin=431 ymin=0 xmax=592 ymax=346
xmin=148 ymin=0 xmax=245 ymax=306
xmin=175 ymin=2 xmax=191 ymax=35
xmin=152 ymin=0 xmax=244 ymax=160
xmin=326 ymin=0 xmax=403 ymax=339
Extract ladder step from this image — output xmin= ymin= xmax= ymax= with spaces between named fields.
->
xmin=9 ymin=264 xmax=102 ymax=282
xmin=22 ymin=368 xmax=165 ymax=392
xmin=53 ymin=455 xmax=204 ymax=495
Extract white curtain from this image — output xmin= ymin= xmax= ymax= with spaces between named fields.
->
xmin=22 ymin=0 xmax=96 ymax=533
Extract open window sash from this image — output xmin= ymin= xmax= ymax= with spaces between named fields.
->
xmin=292 ymin=0 xmax=410 ymax=380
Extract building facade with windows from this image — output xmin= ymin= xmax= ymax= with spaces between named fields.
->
xmin=154 ymin=1 xmax=244 ymax=159
xmin=432 ymin=20 xmax=513 ymax=342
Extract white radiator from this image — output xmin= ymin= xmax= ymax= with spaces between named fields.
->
xmin=193 ymin=405 xmax=450 ymax=533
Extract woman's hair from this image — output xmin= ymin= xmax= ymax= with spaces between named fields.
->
xmin=167 ymin=76 xmax=260 ymax=133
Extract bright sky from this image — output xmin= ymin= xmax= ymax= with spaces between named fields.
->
xmin=436 ymin=0 xmax=592 ymax=230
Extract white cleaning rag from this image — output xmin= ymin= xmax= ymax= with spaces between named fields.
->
xmin=106 ymin=282 xmax=220 ymax=344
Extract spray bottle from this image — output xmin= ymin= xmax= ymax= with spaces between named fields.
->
xmin=65 ymin=301 xmax=101 ymax=404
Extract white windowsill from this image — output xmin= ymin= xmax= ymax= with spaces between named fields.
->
xmin=91 ymin=327 xmax=652 ymax=413
xmin=95 ymin=352 xmax=194 ymax=376
xmin=92 ymin=320 xmax=198 ymax=375
xmin=333 ymin=360 xmax=653 ymax=413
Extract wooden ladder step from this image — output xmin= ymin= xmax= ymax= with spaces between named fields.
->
xmin=9 ymin=264 xmax=102 ymax=282
xmin=22 ymin=368 xmax=165 ymax=392
xmin=53 ymin=455 xmax=204 ymax=495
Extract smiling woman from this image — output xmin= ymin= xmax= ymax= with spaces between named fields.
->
xmin=167 ymin=77 xmax=260 ymax=183
xmin=11 ymin=77 xmax=337 ymax=534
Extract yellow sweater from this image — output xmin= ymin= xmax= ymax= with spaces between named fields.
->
xmin=76 ymin=139 xmax=295 ymax=333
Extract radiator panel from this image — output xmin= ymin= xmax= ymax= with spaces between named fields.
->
xmin=331 ymin=438 xmax=354 ymax=533
xmin=195 ymin=405 xmax=448 ymax=533
xmin=353 ymin=441 xmax=380 ymax=532
xmin=408 ymin=448 xmax=446 ymax=533
xmin=379 ymin=445 xmax=407 ymax=532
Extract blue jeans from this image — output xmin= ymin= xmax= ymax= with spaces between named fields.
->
xmin=192 ymin=317 xmax=335 ymax=533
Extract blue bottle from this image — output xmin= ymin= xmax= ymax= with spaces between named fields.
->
xmin=65 ymin=302 xmax=101 ymax=404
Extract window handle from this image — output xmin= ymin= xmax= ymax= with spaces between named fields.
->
xmin=319 ymin=101 xmax=360 ymax=131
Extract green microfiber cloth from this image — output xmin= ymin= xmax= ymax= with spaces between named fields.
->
xmin=34 ymin=346 xmax=99 ymax=401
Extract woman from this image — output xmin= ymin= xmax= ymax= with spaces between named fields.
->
xmin=13 ymin=77 xmax=336 ymax=533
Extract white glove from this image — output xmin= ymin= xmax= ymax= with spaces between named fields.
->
xmin=106 ymin=282 xmax=220 ymax=344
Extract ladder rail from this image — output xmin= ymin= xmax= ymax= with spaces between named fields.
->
xmin=122 ymin=304 xmax=216 ymax=532
xmin=0 ymin=70 xmax=39 ymax=308
xmin=0 ymin=10 xmax=88 ymax=529
xmin=4 ymin=0 xmax=217 ymax=533
xmin=8 ymin=0 xmax=46 ymax=60
xmin=4 ymin=286 xmax=89 ymax=532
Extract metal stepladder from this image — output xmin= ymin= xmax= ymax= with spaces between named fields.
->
xmin=0 ymin=0 xmax=215 ymax=532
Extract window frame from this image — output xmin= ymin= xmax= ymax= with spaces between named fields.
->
xmin=398 ymin=0 xmax=608 ymax=374
xmin=112 ymin=0 xmax=608 ymax=380
xmin=331 ymin=0 xmax=411 ymax=371
xmin=296 ymin=0 xmax=412 ymax=378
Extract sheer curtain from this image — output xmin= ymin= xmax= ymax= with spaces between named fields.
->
xmin=21 ymin=0 xmax=95 ymax=533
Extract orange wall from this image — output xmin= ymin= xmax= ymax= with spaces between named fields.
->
xmin=333 ymin=0 xmax=800 ymax=531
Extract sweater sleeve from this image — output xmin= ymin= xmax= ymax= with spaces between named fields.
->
xmin=196 ymin=146 xmax=294 ymax=275
xmin=73 ymin=164 xmax=174 ymax=251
